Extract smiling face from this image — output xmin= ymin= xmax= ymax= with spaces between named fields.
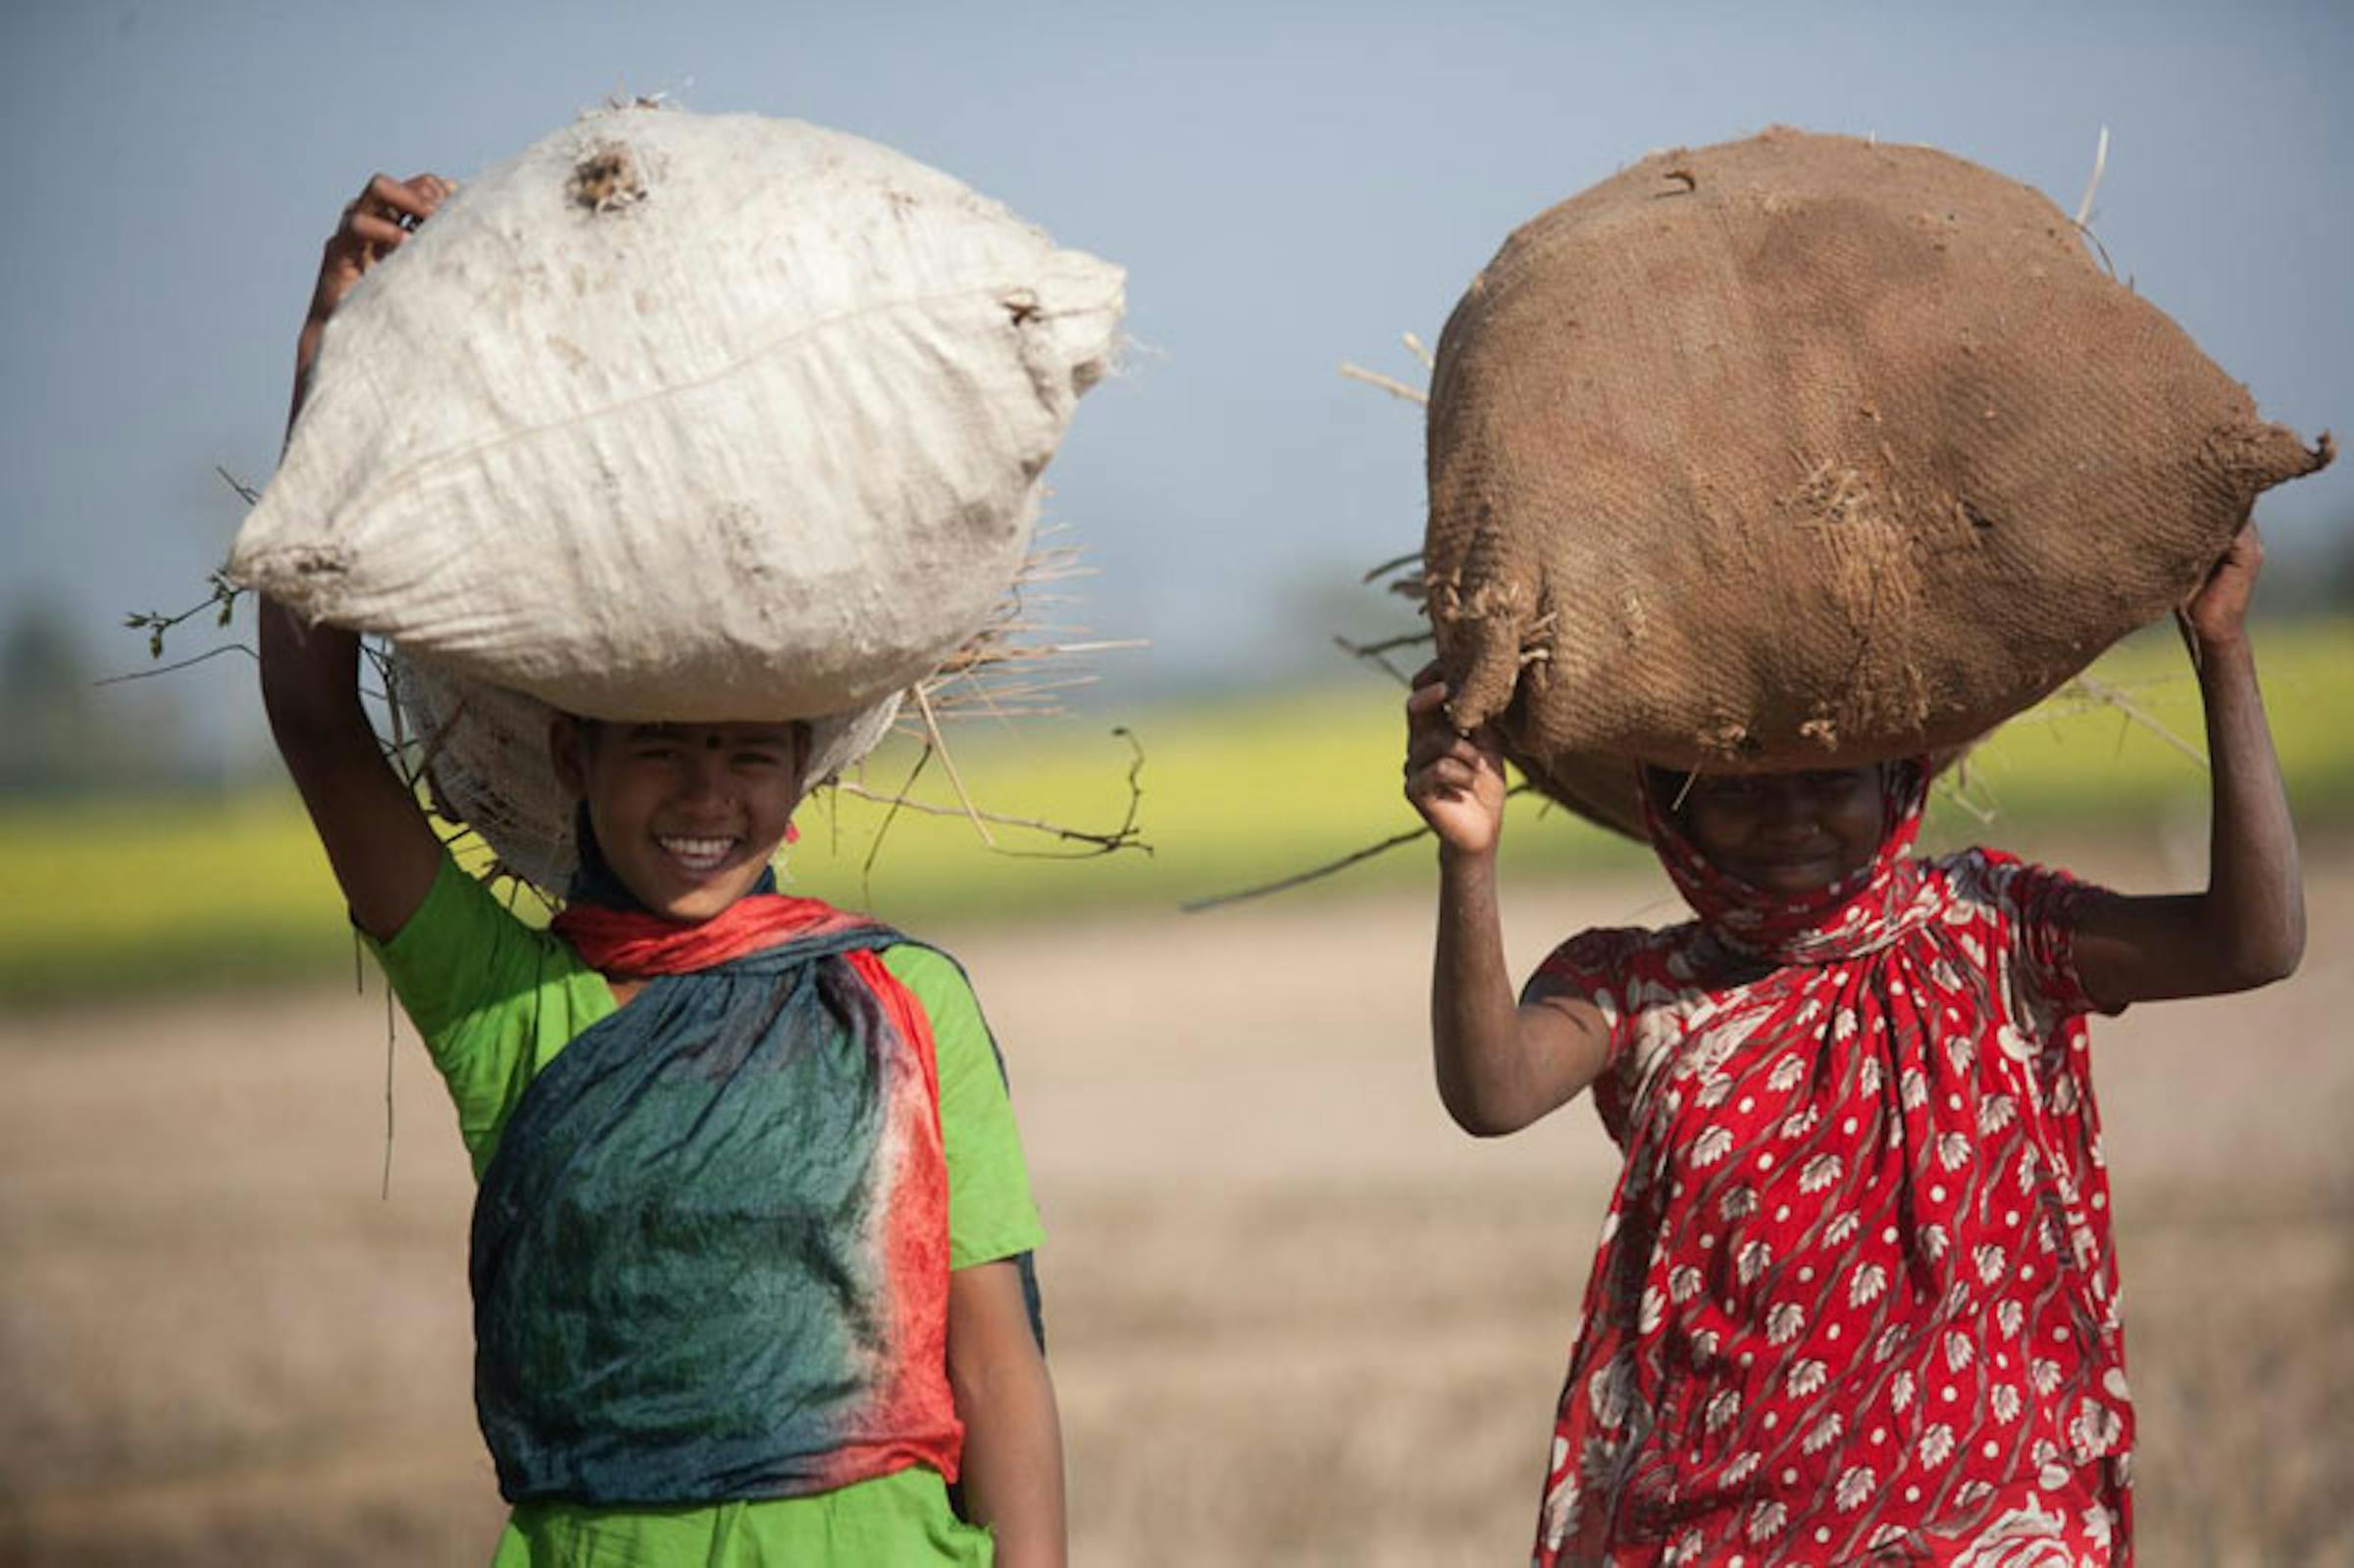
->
xmin=1671 ymin=765 xmax=1888 ymax=896
xmin=551 ymin=718 xmax=810 ymax=922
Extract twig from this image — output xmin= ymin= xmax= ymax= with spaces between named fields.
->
xmin=1333 ymin=635 xmax=1415 ymax=687
xmin=1336 ymin=357 xmax=1441 ymax=682
xmin=2062 ymin=672 xmax=2208 ymax=770
xmin=1333 ymin=632 xmax=1433 ymax=687
xmin=984 ymin=728 xmax=1148 ymax=860
xmin=117 ymin=469 xmax=258 ymax=657
xmin=831 ymin=729 xmax=1149 ymax=858
xmin=1338 ymin=362 xmax=1430 ymax=406
xmin=384 ymin=650 xmax=413 ymax=786
xmin=409 ymin=697 xmax=471 ymax=794
xmin=1182 ymin=784 xmax=1534 ymax=913
xmin=2080 ymin=227 xmax=2119 ymax=280
xmin=1935 ymin=778 xmax=1999 ymax=827
xmin=216 ymin=465 xmax=262 ymax=506
xmin=910 ymin=540 xmax=1146 ymax=730
xmin=94 ymin=641 xmax=257 ymax=685
xmin=2072 ymin=125 xmax=2110 ymax=229
xmin=2069 ymin=126 xmax=2119 ymax=278
xmin=1339 ymin=630 xmax=1436 ymax=658
xmin=911 ymin=683 xmax=996 ymax=847
xmin=860 ymin=742 xmax=936 ymax=896
xmin=122 ymin=569 xmax=244 ymax=660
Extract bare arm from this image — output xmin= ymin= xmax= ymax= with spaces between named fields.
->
xmin=261 ymin=173 xmax=454 ymax=941
xmin=1407 ymin=666 xmax=1612 ymax=1136
xmin=260 ymin=601 xmax=442 ymax=940
xmin=2072 ymin=526 xmax=2304 ymax=1007
xmin=946 ymin=1260 xmax=1065 ymax=1567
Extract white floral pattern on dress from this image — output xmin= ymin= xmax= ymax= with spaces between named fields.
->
xmin=1523 ymin=764 xmax=2132 ymax=1566
xmin=1951 ymin=1500 xmax=2079 ymax=1567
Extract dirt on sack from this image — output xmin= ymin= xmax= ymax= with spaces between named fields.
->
xmin=1426 ymin=127 xmax=2330 ymax=836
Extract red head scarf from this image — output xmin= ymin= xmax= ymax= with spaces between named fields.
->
xmin=1639 ymin=759 xmax=1940 ymax=963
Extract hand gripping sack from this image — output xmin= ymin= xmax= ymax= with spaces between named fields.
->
xmin=1426 ymin=126 xmax=2329 ymax=825
xmin=231 ymin=105 xmax=1124 ymax=724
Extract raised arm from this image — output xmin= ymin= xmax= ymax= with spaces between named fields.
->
xmin=1406 ymin=664 xmax=1612 ymax=1136
xmin=260 ymin=174 xmax=454 ymax=941
xmin=2070 ymin=525 xmax=2305 ymax=1008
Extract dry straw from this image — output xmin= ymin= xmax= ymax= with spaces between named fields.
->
xmin=124 ymin=479 xmax=1150 ymax=909
xmin=381 ymin=531 xmax=1149 ymax=896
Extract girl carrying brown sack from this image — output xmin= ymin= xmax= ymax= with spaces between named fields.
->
xmin=1407 ymin=528 xmax=2298 ymax=1564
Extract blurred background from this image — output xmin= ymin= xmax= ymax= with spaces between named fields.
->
xmin=3 ymin=1 xmax=2349 ymax=1563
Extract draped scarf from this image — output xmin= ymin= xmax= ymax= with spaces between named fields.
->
xmin=469 ymin=823 xmax=961 ymax=1505
xmin=1533 ymin=764 xmax=2132 ymax=1565
xmin=1643 ymin=763 xmax=1940 ymax=967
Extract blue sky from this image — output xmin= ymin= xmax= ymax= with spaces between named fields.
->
xmin=6 ymin=0 xmax=2348 ymax=757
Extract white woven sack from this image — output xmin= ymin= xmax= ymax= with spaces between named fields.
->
xmin=388 ymin=651 xmax=901 ymax=892
xmin=232 ymin=105 xmax=1123 ymax=723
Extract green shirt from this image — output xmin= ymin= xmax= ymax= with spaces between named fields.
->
xmin=369 ymin=855 xmax=1042 ymax=1564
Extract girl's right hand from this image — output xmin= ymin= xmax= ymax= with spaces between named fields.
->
xmin=292 ymin=172 xmax=453 ymax=419
xmin=1405 ymin=660 xmax=1510 ymax=858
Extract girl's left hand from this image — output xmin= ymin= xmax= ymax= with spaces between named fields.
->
xmin=2182 ymin=523 xmax=2264 ymax=650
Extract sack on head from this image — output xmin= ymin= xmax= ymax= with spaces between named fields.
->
xmin=232 ymin=105 xmax=1124 ymax=726
xmin=1425 ymin=126 xmax=2328 ymax=816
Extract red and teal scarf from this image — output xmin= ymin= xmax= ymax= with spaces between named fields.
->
xmin=469 ymin=844 xmax=960 ymax=1504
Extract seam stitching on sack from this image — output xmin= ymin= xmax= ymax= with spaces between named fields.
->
xmin=298 ymin=281 xmax=1112 ymax=525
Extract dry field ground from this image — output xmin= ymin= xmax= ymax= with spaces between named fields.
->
xmin=4 ymin=851 xmax=2349 ymax=1565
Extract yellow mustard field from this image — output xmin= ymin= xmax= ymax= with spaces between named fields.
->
xmin=3 ymin=617 xmax=2347 ymax=1003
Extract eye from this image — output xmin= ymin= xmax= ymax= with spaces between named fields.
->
xmin=733 ymin=748 xmax=787 ymax=769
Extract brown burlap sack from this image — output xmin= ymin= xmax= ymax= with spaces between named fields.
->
xmin=1427 ymin=126 xmax=2330 ymax=826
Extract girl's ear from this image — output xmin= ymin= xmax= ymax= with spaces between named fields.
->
xmin=549 ymin=714 xmax=592 ymax=799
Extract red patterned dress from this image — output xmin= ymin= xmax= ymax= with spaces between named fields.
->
xmin=1528 ymin=765 xmax=2133 ymax=1565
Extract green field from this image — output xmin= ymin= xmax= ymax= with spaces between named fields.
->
xmin=4 ymin=617 xmax=2348 ymax=1006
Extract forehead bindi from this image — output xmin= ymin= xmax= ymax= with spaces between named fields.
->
xmin=625 ymin=724 xmax=796 ymax=751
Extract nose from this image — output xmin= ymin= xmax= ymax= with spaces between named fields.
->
xmin=676 ymin=744 xmax=732 ymax=804
xmin=1755 ymin=777 xmax=1819 ymax=832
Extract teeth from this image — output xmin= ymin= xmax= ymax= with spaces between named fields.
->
xmin=658 ymin=835 xmax=736 ymax=866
